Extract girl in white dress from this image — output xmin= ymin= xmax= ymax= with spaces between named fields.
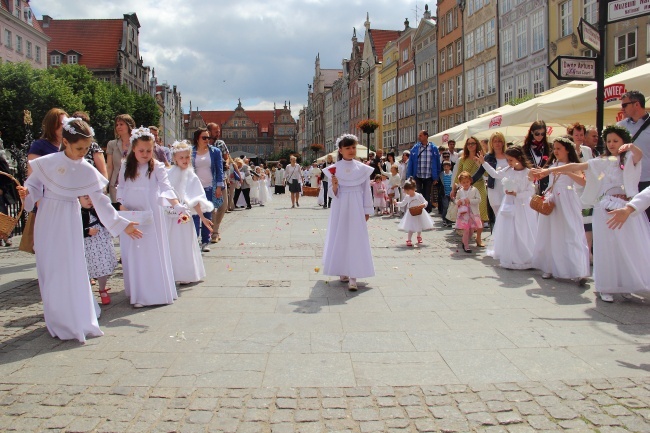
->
xmin=531 ymin=138 xmax=590 ymax=284
xmin=249 ymin=167 xmax=261 ymax=205
xmin=371 ymin=174 xmax=387 ymax=215
xmin=165 ymin=140 xmax=214 ymax=284
xmin=80 ymin=195 xmax=119 ymax=305
xmin=118 ymin=127 xmax=188 ymax=308
xmin=255 ymin=166 xmax=270 ymax=206
xmin=532 ymin=125 xmax=650 ymax=302
xmin=395 ymin=178 xmax=434 ymax=246
xmin=17 ymin=118 xmax=141 ymax=343
xmin=454 ymin=172 xmax=483 ymax=253
xmin=476 ymin=146 xmax=537 ymax=268
xmin=322 ymin=134 xmax=375 ymax=291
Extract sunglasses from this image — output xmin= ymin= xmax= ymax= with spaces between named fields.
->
xmin=200 ymin=136 xmax=210 ymax=141
xmin=533 ymin=131 xmax=545 ymax=137
xmin=621 ymin=102 xmax=635 ymax=108
xmin=442 ymin=154 xmax=450 ymax=157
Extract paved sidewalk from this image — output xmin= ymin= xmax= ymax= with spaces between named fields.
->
xmin=0 ymin=196 xmax=649 ymax=432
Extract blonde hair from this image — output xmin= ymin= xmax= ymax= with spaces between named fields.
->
xmin=458 ymin=171 xmax=473 ymax=183
xmin=234 ymin=157 xmax=244 ymax=167
xmin=488 ymin=132 xmax=507 ymax=154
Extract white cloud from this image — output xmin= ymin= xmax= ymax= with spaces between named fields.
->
xmin=30 ymin=0 xmax=428 ymax=116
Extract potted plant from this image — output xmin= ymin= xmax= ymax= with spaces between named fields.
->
xmin=357 ymin=119 xmax=379 ymax=134
xmin=310 ymin=143 xmax=325 ymax=153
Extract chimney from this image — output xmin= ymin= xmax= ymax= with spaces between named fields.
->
xmin=42 ymin=15 xmax=52 ymax=27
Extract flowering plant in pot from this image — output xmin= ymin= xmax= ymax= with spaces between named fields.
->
xmin=357 ymin=119 xmax=379 ymax=134
xmin=310 ymin=143 xmax=324 ymax=153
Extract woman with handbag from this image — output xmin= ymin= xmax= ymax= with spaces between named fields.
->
xmin=191 ymin=128 xmax=224 ymax=252
xmin=475 ymin=146 xmax=537 ymax=267
xmin=232 ymin=158 xmax=252 ymax=209
xmin=284 ymin=155 xmax=303 ymax=208
xmin=530 ymin=138 xmax=590 ymax=285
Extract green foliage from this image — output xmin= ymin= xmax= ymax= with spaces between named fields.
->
xmin=268 ymin=148 xmax=297 ymax=163
xmin=0 ymin=62 xmax=159 ymax=149
xmin=507 ymin=94 xmax=534 ymax=106
xmin=605 ymin=64 xmax=627 ymax=79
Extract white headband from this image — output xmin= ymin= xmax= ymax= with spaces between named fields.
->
xmin=62 ymin=117 xmax=95 ymax=138
xmin=130 ymin=126 xmax=155 ymax=144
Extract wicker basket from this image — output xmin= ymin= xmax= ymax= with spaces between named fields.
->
xmin=409 ymin=204 xmax=424 ymax=216
xmin=302 ymin=186 xmax=319 ymax=197
xmin=0 ymin=171 xmax=23 ymax=238
xmin=529 ymin=194 xmax=554 ymax=215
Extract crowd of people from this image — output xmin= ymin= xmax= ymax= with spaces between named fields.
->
xmin=4 ymin=89 xmax=650 ymax=343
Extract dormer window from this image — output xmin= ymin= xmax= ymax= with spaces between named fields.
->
xmin=13 ymin=0 xmax=20 ymax=18
xmin=67 ymin=54 xmax=78 ymax=64
xmin=50 ymin=54 xmax=61 ymax=65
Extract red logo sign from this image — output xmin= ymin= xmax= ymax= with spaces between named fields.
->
xmin=616 ymin=111 xmax=626 ymax=122
xmin=604 ymin=84 xmax=626 ymax=102
xmin=489 ymin=115 xmax=503 ymax=128
xmin=442 ymin=134 xmax=449 ymax=143
xmin=547 ymin=126 xmax=553 ymax=136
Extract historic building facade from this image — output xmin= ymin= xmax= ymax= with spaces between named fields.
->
xmin=437 ymin=0 xmax=465 ymax=134
xmin=414 ymin=5 xmax=438 ymax=137
xmin=155 ymin=83 xmax=183 ymax=145
xmin=0 ymin=0 xmax=49 ymax=68
xmin=380 ymin=40 xmax=398 ymax=153
xmin=396 ymin=20 xmax=416 ymax=152
xmin=311 ymin=54 xmax=339 ymax=149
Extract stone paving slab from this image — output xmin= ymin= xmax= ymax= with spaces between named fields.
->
xmin=0 ymin=196 xmax=649 ymax=431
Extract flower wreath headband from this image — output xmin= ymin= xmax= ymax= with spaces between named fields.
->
xmin=335 ymin=134 xmax=358 ymax=147
xmin=170 ymin=140 xmax=193 ymax=154
xmin=62 ymin=117 xmax=95 ymax=138
xmin=130 ymin=126 xmax=155 ymax=144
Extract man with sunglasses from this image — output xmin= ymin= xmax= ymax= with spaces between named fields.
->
xmin=406 ymin=130 xmax=441 ymax=213
xmin=618 ymin=90 xmax=650 ymax=220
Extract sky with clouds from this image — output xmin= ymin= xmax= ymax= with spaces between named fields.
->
xmin=31 ymin=0 xmax=426 ymax=118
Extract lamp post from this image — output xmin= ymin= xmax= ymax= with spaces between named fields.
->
xmin=357 ymin=59 xmax=372 ymax=161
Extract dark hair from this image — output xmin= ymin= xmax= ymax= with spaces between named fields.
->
xmin=61 ymin=119 xmax=94 ymax=148
xmin=547 ymin=137 xmax=581 ymax=166
xmin=602 ymin=125 xmax=633 ymax=169
xmin=522 ymin=120 xmax=550 ymax=165
xmin=374 ymin=174 xmax=382 ymax=181
xmin=124 ymin=135 xmax=155 ymax=181
xmin=386 ymin=152 xmax=395 ymax=163
xmin=337 ymin=135 xmax=357 ymax=160
xmin=567 ymin=122 xmax=586 ymax=135
xmin=403 ymin=177 xmax=416 ymax=190
xmin=72 ymin=111 xmax=90 ymax=123
xmin=621 ymin=90 xmax=646 ymax=108
xmin=40 ymin=108 xmax=69 ymax=143
xmin=114 ymin=114 xmax=135 ymax=138
xmin=462 ymin=136 xmax=481 ymax=159
xmin=420 ymin=130 xmax=429 ymax=137
xmin=505 ymin=145 xmax=532 ymax=169
xmin=193 ymin=128 xmax=208 ymax=146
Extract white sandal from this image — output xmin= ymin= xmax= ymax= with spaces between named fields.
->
xmin=339 ymin=276 xmax=349 ymax=282
xmin=348 ymin=278 xmax=357 ymax=291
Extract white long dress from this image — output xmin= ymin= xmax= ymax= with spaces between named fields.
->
xmin=532 ymin=163 xmax=590 ymax=279
xmin=583 ymin=154 xmax=650 ymax=294
xmin=396 ymin=193 xmax=434 ymax=232
xmin=165 ymin=166 xmax=212 ymax=283
xmin=258 ymin=175 xmax=270 ymax=205
xmin=322 ymin=159 xmax=375 ymax=278
xmin=118 ymin=161 xmax=178 ymax=306
xmin=487 ymin=157 xmax=508 ymax=217
xmin=25 ymin=152 xmax=129 ymax=342
xmin=250 ymin=179 xmax=260 ymax=203
xmin=482 ymin=164 xmax=537 ymax=269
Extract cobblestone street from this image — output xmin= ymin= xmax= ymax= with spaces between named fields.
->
xmin=0 ymin=196 xmax=649 ymax=432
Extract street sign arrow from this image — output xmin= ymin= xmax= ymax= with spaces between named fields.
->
xmin=547 ymin=55 xmax=597 ymax=81
xmin=577 ymin=18 xmax=600 ymax=53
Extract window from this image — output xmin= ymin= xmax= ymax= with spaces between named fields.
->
xmin=4 ymin=30 xmax=11 ymax=48
xmin=531 ymin=10 xmax=545 ymax=52
xmin=501 ymin=28 xmax=513 ymax=65
xmin=456 ymin=39 xmax=462 ymax=65
xmin=441 ymin=117 xmax=447 ymax=132
xmin=441 ymin=82 xmax=447 ymax=111
xmin=560 ymin=0 xmax=573 ymax=38
xmin=516 ymin=19 xmax=527 ymax=59
xmin=425 ymin=91 xmax=430 ymax=110
xmin=15 ymin=35 xmax=22 ymax=53
xmin=532 ymin=67 xmax=546 ymax=94
xmin=447 ymin=12 xmax=453 ymax=34
xmin=432 ymin=89 xmax=437 ymax=109
xmin=475 ymin=25 xmax=484 ymax=54
xmin=486 ymin=19 xmax=496 ymax=48
xmin=425 ymin=61 xmax=430 ymax=79
xmin=402 ymin=49 xmax=408 ymax=62
xmin=67 ymin=54 xmax=78 ymax=64
xmin=50 ymin=54 xmax=61 ymax=65
xmin=502 ymin=77 xmax=514 ymax=103
xmin=26 ymin=41 xmax=32 ymax=58
xmin=466 ymin=32 xmax=474 ymax=59
xmin=466 ymin=69 xmax=475 ymax=102
xmin=449 ymin=78 xmax=454 ymax=108
xmin=439 ymin=49 xmax=446 ymax=73
xmin=487 ymin=60 xmax=496 ymax=95
xmin=448 ymin=46 xmax=453 ymax=69
xmin=516 ymin=72 xmax=529 ymax=99
xmin=456 ymin=75 xmax=463 ymax=107
xmin=456 ymin=113 xmax=463 ymax=125
xmin=584 ymin=0 xmax=598 ymax=24
xmin=616 ymin=30 xmax=637 ymax=63
xmin=476 ymin=64 xmax=485 ymax=99
xmin=501 ymin=0 xmax=512 ymax=14
xmin=468 ymin=0 xmax=475 ymax=15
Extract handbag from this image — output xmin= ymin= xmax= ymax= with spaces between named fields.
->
xmin=529 ymin=174 xmax=558 ymax=215
xmin=446 ymin=200 xmax=458 ymax=221
xmin=18 ymin=211 xmax=35 ymax=254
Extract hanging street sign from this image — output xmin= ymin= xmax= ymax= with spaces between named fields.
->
xmin=608 ymin=0 xmax=650 ymax=23
xmin=577 ymin=18 xmax=600 ymax=53
xmin=548 ymin=55 xmax=597 ymax=81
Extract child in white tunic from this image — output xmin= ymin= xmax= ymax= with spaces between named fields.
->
xmin=322 ymin=134 xmax=375 ymax=291
xmin=396 ymin=178 xmax=434 ymax=246
xmin=532 ymin=126 xmax=650 ymax=303
xmin=255 ymin=166 xmax=270 ymax=206
xmin=165 ymin=141 xmax=214 ymax=284
xmin=531 ymin=138 xmax=590 ymax=284
xmin=118 ymin=127 xmax=188 ymax=308
xmin=476 ymin=146 xmax=537 ymax=268
xmin=17 ymin=118 xmax=141 ymax=343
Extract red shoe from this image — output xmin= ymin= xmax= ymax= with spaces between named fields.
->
xmin=417 ymin=236 xmax=423 ymax=244
xmin=406 ymin=240 xmax=413 ymax=247
xmin=98 ymin=288 xmax=111 ymax=305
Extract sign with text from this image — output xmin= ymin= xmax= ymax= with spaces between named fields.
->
xmin=608 ymin=0 xmax=650 ymax=23
xmin=577 ymin=18 xmax=600 ymax=53
xmin=548 ymin=55 xmax=597 ymax=81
